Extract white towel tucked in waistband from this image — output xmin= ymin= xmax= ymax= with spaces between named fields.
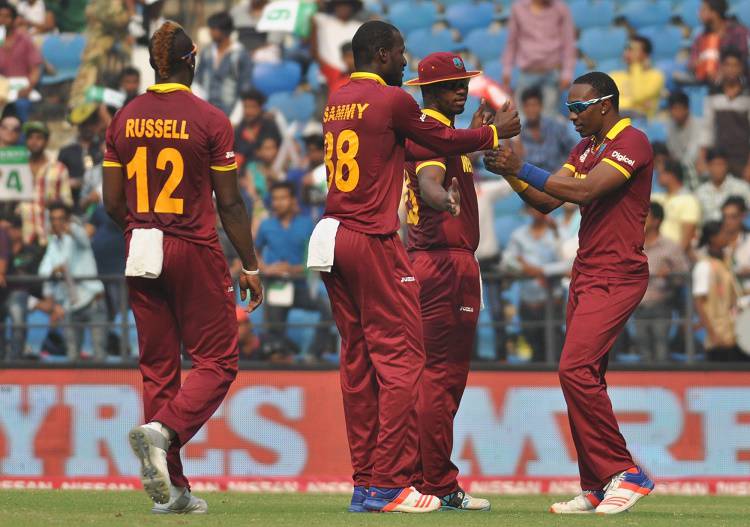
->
xmin=125 ymin=228 xmax=164 ymax=279
xmin=306 ymin=218 xmax=340 ymax=273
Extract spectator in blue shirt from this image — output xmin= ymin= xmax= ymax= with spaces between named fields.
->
xmin=256 ymin=182 xmax=335 ymax=359
xmin=501 ymin=203 xmax=566 ymax=362
xmin=38 ymin=201 xmax=107 ymax=361
xmin=194 ymin=11 xmax=253 ymax=116
xmin=518 ymin=87 xmax=577 ymax=173
xmin=86 ymin=204 xmax=125 ymax=321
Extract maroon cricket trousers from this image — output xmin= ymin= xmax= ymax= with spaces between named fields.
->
xmin=321 ymin=225 xmax=425 ymax=488
xmin=560 ymin=269 xmax=647 ymax=490
xmin=128 ymin=236 xmax=239 ymax=489
xmin=410 ymin=249 xmax=481 ymax=496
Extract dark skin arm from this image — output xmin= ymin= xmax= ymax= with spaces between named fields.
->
xmin=103 ymin=166 xmax=128 ymax=230
xmin=211 ymin=168 xmax=263 ymax=312
xmin=485 ymin=144 xmax=630 ymax=207
xmin=416 ymin=165 xmax=460 ymax=216
xmin=484 ymin=149 xmax=566 ymax=214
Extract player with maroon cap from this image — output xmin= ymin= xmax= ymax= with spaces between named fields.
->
xmin=402 ymin=52 xmax=491 ymax=511
xmin=102 ymin=21 xmax=263 ymax=514
xmin=307 ymin=21 xmax=520 ymax=513
xmin=485 ymin=71 xmax=655 ymax=515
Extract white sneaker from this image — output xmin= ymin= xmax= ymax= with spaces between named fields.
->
xmin=549 ymin=490 xmax=604 ymax=514
xmin=151 ymin=486 xmax=208 ymax=514
xmin=128 ymin=424 xmax=171 ymax=504
xmin=439 ymin=488 xmax=491 ymax=511
xmin=364 ymin=486 xmax=441 ymax=513
xmin=596 ymin=466 xmax=654 ymax=514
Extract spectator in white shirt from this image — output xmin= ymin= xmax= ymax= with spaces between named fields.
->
xmin=310 ymin=0 xmax=362 ymax=92
xmin=696 ymin=148 xmax=750 ymax=223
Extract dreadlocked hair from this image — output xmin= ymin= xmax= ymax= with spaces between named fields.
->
xmin=149 ymin=21 xmax=193 ymax=79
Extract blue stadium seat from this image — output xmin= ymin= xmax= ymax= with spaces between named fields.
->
xmin=251 ymin=61 xmax=302 ymax=96
xmin=483 ymin=61 xmax=502 ymax=82
xmin=406 ymin=28 xmax=459 ymax=60
xmin=388 ymin=2 xmax=438 ymax=35
xmin=287 ymin=309 xmax=319 ymax=356
xmin=639 ymin=25 xmax=685 ymax=60
xmin=655 ymin=57 xmax=685 ymax=92
xmin=463 ymin=28 xmax=507 ymax=63
xmin=569 ymin=0 xmax=615 ymax=30
xmin=579 ymin=26 xmax=628 ymax=62
xmin=683 ymin=84 xmax=707 ymax=117
xmin=267 ymin=91 xmax=316 ymax=123
xmin=621 ymin=0 xmax=672 ymax=29
xmin=494 ymin=193 xmax=523 ymax=216
xmin=732 ymin=0 xmax=750 ymax=26
xmin=40 ymin=33 xmax=87 ymax=86
xmin=676 ymin=0 xmax=701 ymax=27
xmin=644 ymin=120 xmax=668 ymax=142
xmin=26 ymin=311 xmax=51 ymax=354
xmin=445 ymin=2 xmax=495 ymax=36
xmin=596 ymin=58 xmax=625 ymax=73
xmin=306 ymin=62 xmax=321 ymax=91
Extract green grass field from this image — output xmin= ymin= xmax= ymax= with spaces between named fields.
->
xmin=0 ymin=491 xmax=747 ymax=527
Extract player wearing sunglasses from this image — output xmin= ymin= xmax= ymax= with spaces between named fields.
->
xmin=484 ymin=72 xmax=655 ymax=515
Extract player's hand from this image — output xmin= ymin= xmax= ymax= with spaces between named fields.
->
xmin=484 ymin=143 xmax=522 ymax=177
xmin=469 ymin=98 xmax=494 ymax=129
xmin=492 ymin=100 xmax=521 ymax=139
xmin=447 ymin=177 xmax=461 ymax=216
xmin=240 ymin=274 xmax=264 ymax=313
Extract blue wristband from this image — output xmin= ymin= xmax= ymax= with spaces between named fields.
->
xmin=517 ymin=163 xmax=551 ymax=191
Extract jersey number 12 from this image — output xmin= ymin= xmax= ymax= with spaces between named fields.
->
xmin=126 ymin=146 xmax=184 ymax=214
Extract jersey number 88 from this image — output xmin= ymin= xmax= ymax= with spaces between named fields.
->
xmin=324 ymin=130 xmax=360 ymax=193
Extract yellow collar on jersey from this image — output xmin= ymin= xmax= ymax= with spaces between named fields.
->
xmin=605 ymin=118 xmax=631 ymax=140
xmin=147 ymin=83 xmax=192 ymax=94
xmin=350 ymin=72 xmax=386 ymax=85
xmin=421 ymin=108 xmax=453 ymax=127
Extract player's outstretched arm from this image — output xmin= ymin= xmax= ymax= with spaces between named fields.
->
xmin=212 ymin=168 xmax=263 ymax=312
xmin=487 ymin=144 xmax=630 ymax=206
xmin=103 ymin=166 xmax=128 ymax=231
xmin=484 ymin=148 xmax=564 ymax=214
xmin=416 ymin=163 xmax=460 ymax=216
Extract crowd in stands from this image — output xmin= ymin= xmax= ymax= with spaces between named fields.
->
xmin=0 ymin=0 xmax=748 ymax=364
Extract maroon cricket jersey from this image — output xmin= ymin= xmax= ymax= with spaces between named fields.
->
xmin=564 ymin=118 xmax=653 ymax=278
xmin=103 ymin=83 xmax=237 ymax=245
xmin=404 ymin=110 xmax=479 ymax=252
xmin=322 ymin=72 xmax=498 ymax=235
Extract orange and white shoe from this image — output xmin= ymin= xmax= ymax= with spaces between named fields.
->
xmin=549 ymin=490 xmax=604 ymax=514
xmin=363 ymin=486 xmax=440 ymax=513
xmin=596 ymin=466 xmax=655 ymax=514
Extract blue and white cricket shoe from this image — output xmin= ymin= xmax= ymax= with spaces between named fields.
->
xmin=348 ymin=485 xmax=368 ymax=512
xmin=596 ymin=466 xmax=655 ymax=514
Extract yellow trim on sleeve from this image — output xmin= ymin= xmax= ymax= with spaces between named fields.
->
xmin=421 ymin=108 xmax=452 ymax=126
xmin=350 ymin=72 xmax=387 ymax=85
xmin=603 ymin=158 xmax=631 ymax=179
xmin=506 ymin=175 xmax=529 ymax=193
xmin=489 ymin=124 xmax=499 ymax=149
xmin=210 ymin=162 xmax=238 ymax=172
xmin=563 ymin=163 xmax=575 ymax=173
xmin=102 ymin=160 xmax=123 ymax=168
xmin=416 ymin=161 xmax=447 ymax=173
xmin=147 ymin=83 xmax=192 ymax=94
xmin=605 ymin=118 xmax=632 ymax=140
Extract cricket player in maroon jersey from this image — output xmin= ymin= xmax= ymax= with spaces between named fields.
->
xmin=485 ymin=72 xmax=655 ymax=515
xmin=308 ymin=21 xmax=520 ymax=513
xmin=401 ymin=52 xmax=492 ymax=512
xmin=102 ymin=22 xmax=263 ymax=514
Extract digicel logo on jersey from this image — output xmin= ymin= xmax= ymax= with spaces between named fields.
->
xmin=611 ymin=150 xmax=635 ymax=167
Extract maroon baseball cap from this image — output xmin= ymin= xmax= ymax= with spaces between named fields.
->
xmin=405 ymin=52 xmax=482 ymax=86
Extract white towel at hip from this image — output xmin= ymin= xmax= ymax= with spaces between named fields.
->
xmin=125 ymin=228 xmax=164 ymax=279
xmin=306 ymin=218 xmax=340 ymax=273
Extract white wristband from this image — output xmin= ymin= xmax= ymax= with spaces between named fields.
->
xmin=241 ymin=267 xmax=260 ymax=276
